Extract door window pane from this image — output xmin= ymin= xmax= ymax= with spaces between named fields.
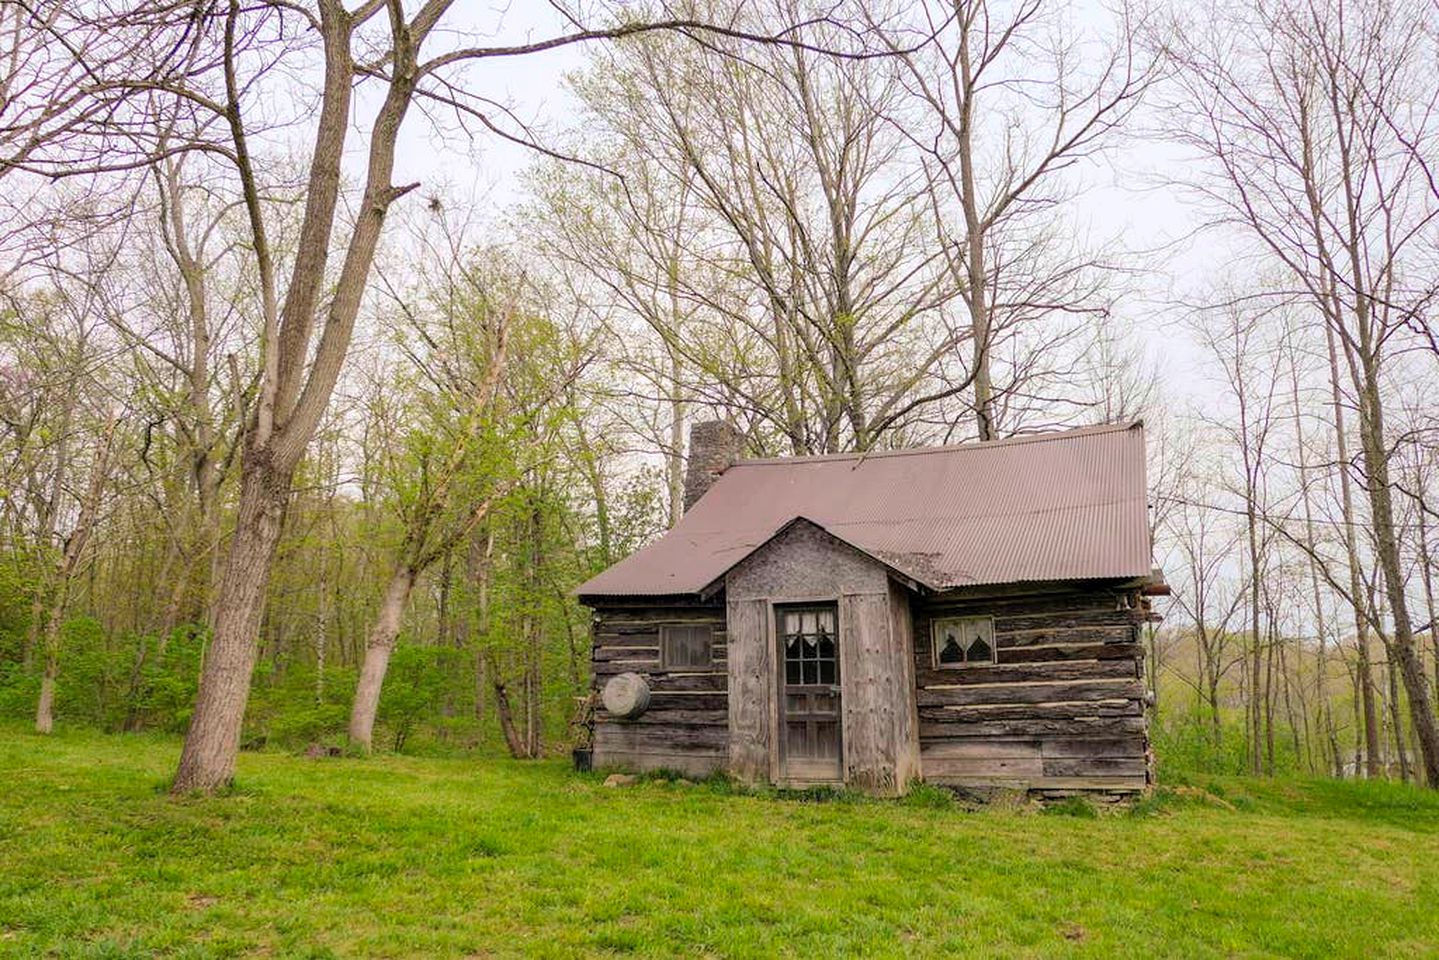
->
xmin=782 ymin=605 xmax=838 ymax=687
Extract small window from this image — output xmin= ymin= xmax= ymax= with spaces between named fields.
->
xmin=932 ymin=616 xmax=995 ymax=668
xmin=661 ymin=624 xmax=713 ymax=669
xmin=781 ymin=606 xmax=838 ymax=686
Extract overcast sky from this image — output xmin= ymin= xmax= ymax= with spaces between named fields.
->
xmin=374 ymin=3 xmax=1224 ymax=412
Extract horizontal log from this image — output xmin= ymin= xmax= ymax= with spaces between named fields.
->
xmin=919 ymin=699 xmax=1144 ymax=723
xmin=915 ymin=660 xmax=1136 ymax=688
xmin=920 ymin=740 xmax=1042 ymax=760
xmin=590 ymin=609 xmax=724 ymax=624
xmin=918 ymin=592 xmax=1123 ymax=617
xmin=592 ymin=664 xmax=731 ymax=687
xmin=646 ymin=673 xmax=727 ymax=692
xmin=598 ymin=708 xmax=728 ymax=726
xmin=645 ymin=692 xmax=728 ymax=711
xmin=995 ymin=626 xmax=1136 ymax=648
xmin=919 ymin=736 xmax=1147 ymax=761
xmin=592 ymin=750 xmax=725 ymax=778
xmin=592 ymin=646 xmax=659 ymax=662
xmin=1040 ymin=737 xmax=1147 ymax=759
xmin=1042 ymin=756 xmax=1148 ymax=778
xmin=917 ymin=679 xmax=1145 ymax=708
xmin=994 ymin=610 xmax=1142 ymax=632
xmin=919 ymin=716 xmax=1147 ymax=740
xmin=997 ymin=642 xmax=1141 ymax=664
xmin=594 ymin=723 xmax=728 ymax=752
xmin=592 ymin=627 xmax=725 ymax=641
xmin=922 ymin=755 xmax=1044 ymax=779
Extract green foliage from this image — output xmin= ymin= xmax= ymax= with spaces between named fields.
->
xmin=379 ymin=645 xmax=471 ymax=752
xmin=1041 ymin=796 xmax=1098 ymax=819
xmin=0 ymin=563 xmax=33 ymax=662
xmin=898 ymin=781 xmax=957 ymax=810
xmin=1151 ymin=713 xmax=1307 ymax=779
xmin=4 ymin=726 xmax=1439 ymax=957
xmin=243 ymin=660 xmax=356 ymax=750
xmin=0 ymin=620 xmax=210 ymax=733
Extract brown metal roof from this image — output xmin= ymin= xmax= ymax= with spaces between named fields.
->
xmin=576 ymin=421 xmax=1152 ymax=598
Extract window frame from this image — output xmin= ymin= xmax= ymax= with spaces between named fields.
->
xmin=659 ymin=623 xmax=714 ymax=670
xmin=931 ymin=615 xmax=997 ymax=669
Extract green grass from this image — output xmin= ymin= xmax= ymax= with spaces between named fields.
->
xmin=2 ymin=725 xmax=1438 ymax=958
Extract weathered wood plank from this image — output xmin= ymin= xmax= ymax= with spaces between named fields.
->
xmin=592 ymin=646 xmax=659 ymax=663
xmin=919 ymin=699 xmax=1144 ymax=722
xmin=598 ymin=708 xmax=728 ymax=726
xmin=922 ymin=755 xmax=1045 ymax=779
xmin=1039 ymin=737 xmax=1147 ymax=759
xmin=997 ymin=642 xmax=1141 ymax=664
xmin=914 ymin=660 xmax=1136 ymax=688
xmin=920 ymin=739 xmax=1042 ymax=760
xmin=644 ymin=673 xmax=728 ymax=692
xmin=642 ymin=692 xmax=728 ymax=711
xmin=994 ymin=626 xmax=1136 ymax=648
xmin=992 ymin=610 xmax=1144 ymax=632
xmin=918 ymin=592 xmax=1125 ymax=617
xmin=919 ymin=715 xmax=1147 ymax=740
xmin=917 ymin=679 xmax=1145 ymax=708
xmin=592 ymin=750 xmax=725 ymax=778
xmin=1042 ymin=756 xmax=1148 ymax=777
xmin=593 ymin=723 xmax=728 ymax=752
xmin=726 ymin=597 xmax=772 ymax=782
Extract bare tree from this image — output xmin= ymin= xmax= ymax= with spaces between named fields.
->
xmin=1166 ymin=0 xmax=1439 ymax=785
xmin=872 ymin=0 xmax=1159 ymax=439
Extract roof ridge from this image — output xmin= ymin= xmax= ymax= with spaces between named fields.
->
xmin=731 ymin=420 xmax=1141 ymax=468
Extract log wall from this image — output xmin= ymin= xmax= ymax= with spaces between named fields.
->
xmin=912 ymin=585 xmax=1150 ymax=795
xmin=589 ymin=598 xmax=728 ymax=777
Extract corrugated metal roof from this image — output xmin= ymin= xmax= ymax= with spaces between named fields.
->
xmin=576 ymin=421 xmax=1152 ymax=597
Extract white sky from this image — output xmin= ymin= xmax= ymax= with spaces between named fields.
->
xmin=373 ymin=2 xmax=1223 ymax=413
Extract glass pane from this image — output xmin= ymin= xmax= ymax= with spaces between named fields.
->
xmin=803 ymin=660 xmax=818 ymax=684
xmin=817 ymin=609 xmax=835 ymax=633
xmin=819 ymin=659 xmax=835 ymax=684
xmin=969 ymin=636 xmax=992 ymax=664
xmin=784 ymin=611 xmax=802 ymax=634
xmin=939 ymin=637 xmax=963 ymax=664
xmin=786 ymin=658 xmax=801 ymax=684
xmin=817 ymin=634 xmax=834 ymax=661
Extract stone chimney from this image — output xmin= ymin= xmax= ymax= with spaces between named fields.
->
xmin=683 ymin=420 xmax=742 ymax=513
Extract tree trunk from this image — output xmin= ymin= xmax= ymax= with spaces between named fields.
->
xmin=34 ymin=613 xmax=62 ymax=734
xmin=490 ymin=657 xmax=528 ymax=759
xmin=1324 ymin=325 xmax=1382 ymax=776
xmin=347 ymin=564 xmax=418 ymax=752
xmin=171 ymin=457 xmax=292 ymax=793
xmin=1353 ymin=360 xmax=1439 ymax=786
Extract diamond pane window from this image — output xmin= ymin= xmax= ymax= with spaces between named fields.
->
xmin=931 ymin=616 xmax=996 ymax=668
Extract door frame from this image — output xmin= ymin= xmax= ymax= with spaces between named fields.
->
xmin=773 ymin=599 xmax=843 ymax=785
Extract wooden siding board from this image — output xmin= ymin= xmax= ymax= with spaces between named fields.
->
xmin=726 ymin=597 xmax=772 ymax=783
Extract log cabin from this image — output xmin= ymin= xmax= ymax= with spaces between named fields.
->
xmin=575 ymin=421 xmax=1165 ymax=798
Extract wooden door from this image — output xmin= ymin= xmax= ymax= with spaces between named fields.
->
xmin=779 ymin=604 xmax=841 ymax=782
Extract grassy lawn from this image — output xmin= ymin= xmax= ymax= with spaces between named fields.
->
xmin=2 ymin=725 xmax=1438 ymax=958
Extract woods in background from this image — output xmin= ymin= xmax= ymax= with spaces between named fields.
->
xmin=0 ymin=0 xmax=1435 ymax=788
